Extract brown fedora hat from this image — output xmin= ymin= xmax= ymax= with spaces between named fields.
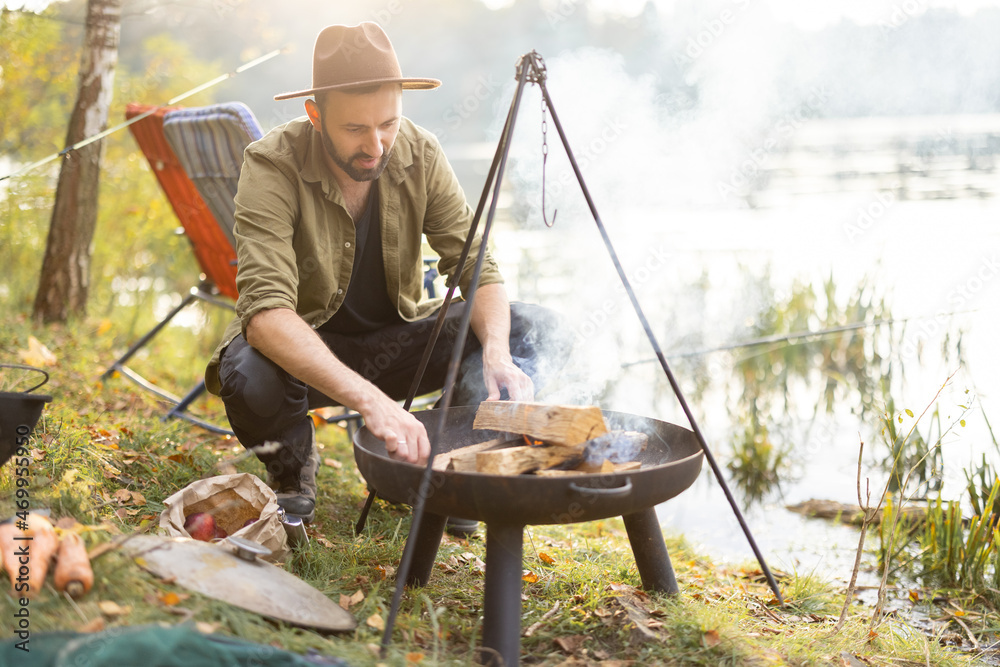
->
xmin=274 ymin=22 xmax=440 ymax=101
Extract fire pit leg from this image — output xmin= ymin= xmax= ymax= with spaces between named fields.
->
xmin=406 ymin=512 xmax=449 ymax=587
xmin=622 ymin=509 xmax=679 ymax=594
xmin=480 ymin=522 xmax=524 ymax=667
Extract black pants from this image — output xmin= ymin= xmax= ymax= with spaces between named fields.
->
xmin=217 ymin=302 xmax=571 ymax=482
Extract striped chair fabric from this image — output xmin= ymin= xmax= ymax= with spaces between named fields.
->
xmin=162 ymin=102 xmax=264 ymax=250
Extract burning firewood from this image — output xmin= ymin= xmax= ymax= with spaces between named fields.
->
xmin=472 ymin=401 xmax=609 ymax=447
xmin=432 ymin=437 xmax=522 ymax=472
xmin=534 ymin=461 xmax=642 ymax=477
xmin=460 ymin=403 xmax=650 ymax=476
xmin=475 ymin=443 xmax=587 ymax=475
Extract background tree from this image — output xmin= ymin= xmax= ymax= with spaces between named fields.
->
xmin=32 ymin=0 xmax=121 ymax=324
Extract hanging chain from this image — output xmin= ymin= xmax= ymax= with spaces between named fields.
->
xmin=540 ymin=94 xmax=558 ymax=227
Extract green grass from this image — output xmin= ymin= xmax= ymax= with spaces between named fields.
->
xmin=0 ymin=316 xmax=986 ymax=666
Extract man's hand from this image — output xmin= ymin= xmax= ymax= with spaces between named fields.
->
xmin=358 ymin=392 xmax=431 ymax=464
xmin=482 ymin=347 xmax=534 ymax=401
xmin=247 ymin=308 xmax=430 ymax=463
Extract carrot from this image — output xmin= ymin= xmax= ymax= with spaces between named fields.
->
xmin=0 ymin=514 xmax=59 ymax=597
xmin=26 ymin=514 xmax=58 ymax=597
xmin=0 ymin=523 xmax=18 ymax=590
xmin=53 ymin=531 xmax=93 ymax=598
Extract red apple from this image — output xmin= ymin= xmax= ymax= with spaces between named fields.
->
xmin=242 ymin=518 xmax=257 ymax=528
xmin=214 ymin=526 xmax=228 ymax=539
xmin=183 ymin=512 xmax=216 ymax=542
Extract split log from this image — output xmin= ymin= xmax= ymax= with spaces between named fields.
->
xmin=533 ymin=461 xmax=642 ymax=477
xmin=581 ymin=431 xmax=648 ymax=465
xmin=431 ymin=437 xmax=522 ymax=472
xmin=576 ymin=460 xmax=643 ymax=474
xmin=473 ymin=401 xmax=608 ymax=447
xmin=475 ymin=444 xmax=586 ymax=476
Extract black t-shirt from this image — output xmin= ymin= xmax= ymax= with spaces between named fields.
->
xmin=320 ymin=181 xmax=403 ymax=334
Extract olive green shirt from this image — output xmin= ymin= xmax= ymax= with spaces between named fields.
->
xmin=205 ymin=116 xmax=502 ymax=395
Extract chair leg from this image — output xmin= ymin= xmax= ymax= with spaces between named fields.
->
xmin=101 ymin=290 xmax=199 ymax=380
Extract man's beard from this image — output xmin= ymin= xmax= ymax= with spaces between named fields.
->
xmin=320 ymin=127 xmax=392 ymax=182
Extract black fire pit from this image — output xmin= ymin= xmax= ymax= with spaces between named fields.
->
xmin=0 ymin=365 xmax=52 ymax=469
xmin=354 ymin=405 xmax=703 ymax=666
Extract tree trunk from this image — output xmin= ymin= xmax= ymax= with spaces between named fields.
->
xmin=32 ymin=0 xmax=121 ymax=324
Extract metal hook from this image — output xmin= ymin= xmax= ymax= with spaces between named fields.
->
xmin=541 ymin=96 xmax=558 ymax=228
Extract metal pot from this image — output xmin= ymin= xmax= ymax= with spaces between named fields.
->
xmin=0 ymin=365 xmax=53 ymax=468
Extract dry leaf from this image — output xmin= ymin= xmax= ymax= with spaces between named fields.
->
xmin=522 ymin=571 xmax=539 ymax=583
xmin=350 ymin=589 xmax=365 ymax=606
xmin=324 ymin=458 xmax=343 ymax=469
xmin=158 ymin=592 xmax=188 ymax=606
xmin=98 ymin=601 xmax=132 ymax=617
xmin=339 ymin=594 xmax=352 ymax=610
xmin=29 ymin=448 xmax=46 ymax=461
xmin=405 ymin=653 xmax=424 ymax=664
xmin=18 ymin=336 xmax=57 ymax=367
xmin=77 ymin=617 xmax=106 ymax=633
xmin=539 ymin=552 xmax=556 ymax=565
xmin=702 ymin=630 xmax=721 ymax=647
xmin=196 ymin=622 xmax=220 ymax=634
xmin=553 ymin=635 xmax=587 ymax=654
xmin=54 ymin=517 xmax=78 ymax=530
xmin=367 ymin=613 xmax=385 ymax=631
xmin=317 ymin=536 xmax=335 ymax=548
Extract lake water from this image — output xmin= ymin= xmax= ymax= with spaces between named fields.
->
xmin=486 ymin=163 xmax=1000 ymax=589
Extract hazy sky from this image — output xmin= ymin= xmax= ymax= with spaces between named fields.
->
xmin=7 ymin=0 xmax=1000 ymax=24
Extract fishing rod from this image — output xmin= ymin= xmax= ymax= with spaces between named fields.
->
xmin=0 ymin=47 xmax=287 ymax=183
xmin=621 ymin=308 xmax=977 ymax=368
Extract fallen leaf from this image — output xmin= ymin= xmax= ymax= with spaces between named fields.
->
xmin=554 ymin=635 xmax=587 ymax=654
xmin=349 ymin=589 xmax=365 ymax=606
xmin=29 ymin=448 xmax=45 ymax=461
xmin=98 ymin=601 xmax=132 ymax=617
xmin=97 ymin=319 xmax=113 ymax=336
xmin=55 ymin=517 xmax=78 ymax=530
xmin=77 ymin=617 xmax=106 ymax=633
xmin=405 ymin=653 xmax=424 ymax=664
xmin=317 ymin=536 xmax=335 ymax=548
xmin=367 ymin=613 xmax=385 ymax=631
xmin=703 ymin=629 xmax=721 ymax=647
xmin=158 ymin=592 xmax=188 ymax=606
xmin=539 ymin=552 xmax=556 ymax=565
xmin=196 ymin=622 xmax=220 ymax=634
xmin=324 ymin=458 xmax=343 ymax=469
xmin=522 ymin=571 xmax=539 ymax=583
xmin=18 ymin=336 xmax=57 ymax=367
xmin=909 ymin=589 xmax=920 ymax=602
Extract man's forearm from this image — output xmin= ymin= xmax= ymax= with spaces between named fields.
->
xmin=470 ymin=283 xmax=512 ymax=357
xmin=245 ymin=308 xmax=381 ymax=413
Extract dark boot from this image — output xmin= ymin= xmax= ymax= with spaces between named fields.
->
xmin=267 ymin=422 xmax=319 ymax=523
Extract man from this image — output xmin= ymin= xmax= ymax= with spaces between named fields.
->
xmin=204 ymin=23 xmax=568 ymax=525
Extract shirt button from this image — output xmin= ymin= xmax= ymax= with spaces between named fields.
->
xmin=345 ymin=242 xmax=351 ymax=248
xmin=337 ymin=289 xmax=343 ymax=295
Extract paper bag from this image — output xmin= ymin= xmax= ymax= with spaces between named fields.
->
xmin=159 ymin=473 xmax=289 ymax=562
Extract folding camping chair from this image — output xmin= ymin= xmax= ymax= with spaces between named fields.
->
xmin=101 ymin=102 xmax=263 ymax=434
xmin=105 ymin=102 xmax=442 ymax=437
